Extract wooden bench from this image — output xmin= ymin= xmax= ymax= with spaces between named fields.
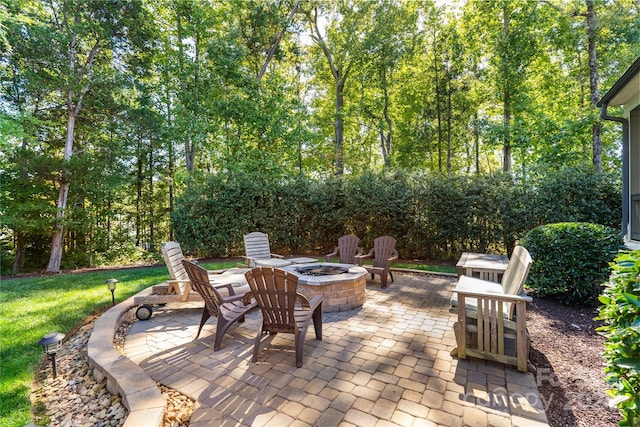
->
xmin=450 ymin=246 xmax=533 ymax=372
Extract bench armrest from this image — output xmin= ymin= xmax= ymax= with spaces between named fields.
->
xmin=453 ymin=287 xmax=533 ymax=303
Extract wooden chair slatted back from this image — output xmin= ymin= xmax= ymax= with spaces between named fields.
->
xmin=500 ymin=246 xmax=532 ymax=296
xmin=499 ymin=246 xmax=533 ymax=319
xmin=245 ymin=267 xmax=298 ymax=334
xmin=337 ymin=235 xmax=361 ymax=264
xmin=373 ymin=236 xmax=397 ymax=267
xmin=182 ymin=260 xmax=223 ymax=316
xmin=244 ymin=232 xmax=273 ymax=261
xmin=162 ymin=241 xmax=188 ymax=281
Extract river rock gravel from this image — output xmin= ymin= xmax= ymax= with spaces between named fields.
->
xmin=30 ymin=312 xmax=194 ymax=427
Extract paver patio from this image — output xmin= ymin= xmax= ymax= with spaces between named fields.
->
xmin=123 ymin=272 xmax=548 ymax=426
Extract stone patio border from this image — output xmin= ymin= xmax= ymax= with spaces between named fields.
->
xmin=87 ymin=285 xmax=165 ymax=427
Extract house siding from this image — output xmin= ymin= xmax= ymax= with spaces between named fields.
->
xmin=630 ymin=107 xmax=640 ymax=243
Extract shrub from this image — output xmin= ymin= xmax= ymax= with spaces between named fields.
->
xmin=533 ymin=166 xmax=621 ymax=229
xmin=597 ymin=250 xmax=640 ymax=426
xmin=521 ymin=222 xmax=623 ymax=305
xmin=170 ymin=169 xmax=621 ymax=262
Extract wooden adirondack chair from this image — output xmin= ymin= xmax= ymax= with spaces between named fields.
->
xmin=450 ymin=246 xmax=533 ymax=372
xmin=161 ymin=241 xmax=206 ymax=301
xmin=182 ymin=260 xmax=257 ymax=351
xmin=326 ymin=234 xmax=363 ymax=264
xmin=161 ymin=241 xmax=250 ymax=299
xmin=354 ymin=236 xmax=399 ymax=288
xmin=243 ymin=267 xmax=323 ymax=368
xmin=242 ymin=232 xmax=292 ymax=268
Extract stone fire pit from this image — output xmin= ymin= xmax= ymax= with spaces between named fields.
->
xmin=283 ymin=263 xmax=367 ymax=312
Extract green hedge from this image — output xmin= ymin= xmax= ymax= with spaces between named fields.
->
xmin=597 ymin=250 xmax=640 ymax=426
xmin=521 ymin=222 xmax=623 ymax=305
xmin=172 ymin=167 xmax=621 ymax=259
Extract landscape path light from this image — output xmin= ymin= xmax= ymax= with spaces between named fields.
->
xmin=106 ymin=278 xmax=118 ymax=306
xmin=38 ymin=332 xmax=65 ymax=379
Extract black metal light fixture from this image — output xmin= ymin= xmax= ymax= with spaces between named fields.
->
xmin=38 ymin=332 xmax=65 ymax=379
xmin=106 ymin=278 xmax=118 ymax=306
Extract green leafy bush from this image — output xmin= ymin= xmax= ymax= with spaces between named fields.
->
xmin=172 ymin=168 xmax=620 ymax=261
xmin=597 ymin=250 xmax=640 ymax=426
xmin=521 ymin=222 xmax=622 ymax=305
xmin=533 ymin=166 xmax=621 ymax=227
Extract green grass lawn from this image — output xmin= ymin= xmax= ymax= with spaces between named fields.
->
xmin=0 ymin=260 xmax=452 ymax=426
xmin=392 ymin=262 xmax=457 ymax=274
xmin=326 ymin=258 xmax=457 ymax=275
xmin=0 ymin=266 xmax=172 ymax=427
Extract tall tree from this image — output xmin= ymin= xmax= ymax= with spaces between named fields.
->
xmin=7 ymin=0 xmax=149 ymax=272
xmin=585 ymin=0 xmax=601 ymax=172
xmin=302 ymin=1 xmax=373 ymax=175
xmin=464 ymin=0 xmax=538 ymax=173
xmin=358 ymin=0 xmax=419 ymax=169
xmin=171 ymin=0 xmax=218 ymax=172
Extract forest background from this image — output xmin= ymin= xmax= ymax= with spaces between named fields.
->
xmin=1 ymin=0 xmax=640 ymax=275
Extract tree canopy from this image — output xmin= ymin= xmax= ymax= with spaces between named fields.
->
xmin=1 ymin=0 xmax=639 ymax=272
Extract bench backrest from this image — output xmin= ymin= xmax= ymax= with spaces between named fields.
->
xmin=244 ymin=232 xmax=273 ymax=261
xmin=500 ymin=246 xmax=532 ymax=297
xmin=162 ymin=241 xmax=188 ymax=282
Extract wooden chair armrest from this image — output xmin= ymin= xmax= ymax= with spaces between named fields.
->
xmin=295 ymin=293 xmax=323 ymax=309
xmin=296 ymin=293 xmax=322 ymax=310
xmin=271 ymin=253 xmax=285 ymax=259
xmin=221 ymin=293 xmax=244 ymax=303
xmin=307 ymin=294 xmax=323 ymax=311
xmin=326 ymin=247 xmax=339 ymax=261
xmin=243 ymin=291 xmax=255 ymax=306
xmin=354 ymin=250 xmax=374 ymax=266
xmin=453 ymin=288 xmax=532 ymax=303
xmin=296 ymin=293 xmax=311 ymax=308
xmin=213 ymin=282 xmax=236 ymax=296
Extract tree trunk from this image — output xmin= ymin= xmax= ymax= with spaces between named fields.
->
xmin=335 ymin=78 xmax=345 ymax=175
xmin=176 ymin=13 xmax=196 ymax=173
xmin=586 ymin=0 xmax=602 ymax=172
xmin=12 ymin=231 xmax=25 ymax=274
xmin=446 ymin=77 xmax=452 ymax=177
xmin=148 ymin=139 xmax=155 ymax=251
xmin=46 ymin=108 xmax=75 ymax=272
xmin=434 ymin=35 xmax=443 ymax=173
xmin=381 ymin=69 xmax=392 ymax=168
xmin=503 ymin=87 xmax=512 ymax=173
xmin=474 ymin=113 xmax=480 ymax=175
xmin=307 ymin=7 xmax=348 ymax=176
xmin=258 ymin=0 xmax=301 ymax=82
xmin=165 ymin=83 xmax=175 ymax=241
xmin=136 ymin=135 xmax=143 ymax=247
xmin=502 ymin=2 xmax=512 ymax=173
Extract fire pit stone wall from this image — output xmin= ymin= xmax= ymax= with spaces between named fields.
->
xmin=284 ymin=263 xmax=368 ymax=312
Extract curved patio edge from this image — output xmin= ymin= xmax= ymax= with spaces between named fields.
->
xmin=87 ymin=286 xmax=165 ymax=427
xmin=84 ymin=267 xmax=454 ymax=427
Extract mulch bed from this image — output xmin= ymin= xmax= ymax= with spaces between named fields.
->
xmin=527 ymin=296 xmax=620 ymax=427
